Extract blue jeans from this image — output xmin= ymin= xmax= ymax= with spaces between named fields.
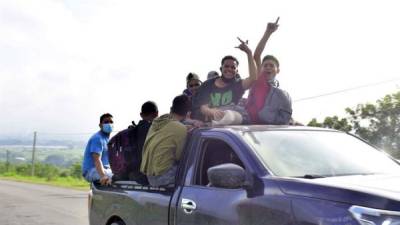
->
xmin=83 ymin=167 xmax=113 ymax=182
xmin=147 ymin=166 xmax=177 ymax=187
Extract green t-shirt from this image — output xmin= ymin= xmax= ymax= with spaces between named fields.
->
xmin=192 ymin=77 xmax=245 ymax=121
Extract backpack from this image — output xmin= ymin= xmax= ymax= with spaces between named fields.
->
xmin=257 ymin=87 xmax=292 ymax=125
xmin=107 ymin=124 xmax=138 ymax=181
xmin=108 ymin=121 xmax=152 ymax=183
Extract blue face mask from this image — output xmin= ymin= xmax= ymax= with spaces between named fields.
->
xmin=102 ymin=123 xmax=114 ymax=134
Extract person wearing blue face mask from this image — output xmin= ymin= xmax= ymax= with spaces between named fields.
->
xmin=82 ymin=113 xmax=114 ymax=185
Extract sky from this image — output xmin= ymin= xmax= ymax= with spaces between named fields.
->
xmin=1 ymin=0 xmax=400 ymax=140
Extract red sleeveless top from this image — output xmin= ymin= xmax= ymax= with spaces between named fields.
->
xmin=245 ymin=74 xmax=271 ymax=123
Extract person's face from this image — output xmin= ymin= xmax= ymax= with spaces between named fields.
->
xmin=188 ymin=79 xmax=201 ymax=94
xmin=261 ymin=59 xmax=279 ymax=79
xmin=99 ymin=116 xmax=113 ymax=128
xmin=221 ymin=59 xmax=238 ymax=80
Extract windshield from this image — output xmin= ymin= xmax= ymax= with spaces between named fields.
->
xmin=242 ymin=130 xmax=400 ymax=178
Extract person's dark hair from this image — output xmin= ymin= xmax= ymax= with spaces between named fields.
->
xmin=262 ymin=55 xmax=280 ymax=68
xmin=141 ymin=101 xmax=158 ymax=115
xmin=186 ymin=72 xmax=200 ymax=83
xmin=221 ymin=55 xmax=239 ymax=66
xmin=100 ymin=113 xmax=113 ymax=123
xmin=171 ymin=95 xmax=191 ymax=116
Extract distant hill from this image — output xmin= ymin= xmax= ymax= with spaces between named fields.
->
xmin=0 ymin=137 xmax=87 ymax=167
xmin=0 ymin=138 xmax=86 ymax=149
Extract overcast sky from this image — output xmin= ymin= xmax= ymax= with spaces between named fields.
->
xmin=1 ymin=0 xmax=400 ymax=139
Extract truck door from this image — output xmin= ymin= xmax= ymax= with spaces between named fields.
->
xmin=176 ymin=137 xmax=250 ymax=225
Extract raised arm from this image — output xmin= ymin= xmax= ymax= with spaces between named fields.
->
xmin=236 ymin=37 xmax=257 ymax=90
xmin=254 ymin=17 xmax=279 ymax=73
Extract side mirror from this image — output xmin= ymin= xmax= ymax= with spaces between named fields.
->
xmin=207 ymin=163 xmax=246 ymax=189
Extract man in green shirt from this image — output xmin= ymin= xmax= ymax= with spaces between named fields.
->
xmin=191 ymin=38 xmax=257 ymax=122
xmin=140 ymin=95 xmax=191 ymax=187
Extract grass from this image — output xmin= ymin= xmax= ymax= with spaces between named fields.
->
xmin=0 ymin=174 xmax=90 ymax=191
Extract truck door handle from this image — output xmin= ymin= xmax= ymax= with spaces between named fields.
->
xmin=181 ymin=198 xmax=197 ymax=214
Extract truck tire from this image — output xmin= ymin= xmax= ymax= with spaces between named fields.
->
xmin=110 ymin=221 xmax=126 ymax=225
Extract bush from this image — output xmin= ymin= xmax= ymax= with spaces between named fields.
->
xmin=0 ymin=162 xmax=6 ymax=173
xmin=59 ymin=170 xmax=70 ymax=177
xmin=34 ymin=163 xmax=60 ymax=181
xmin=15 ymin=164 xmax=31 ymax=176
xmin=0 ymin=160 xmax=84 ymax=181
xmin=70 ymin=161 xmax=83 ymax=179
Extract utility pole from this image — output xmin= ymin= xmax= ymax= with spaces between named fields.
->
xmin=31 ymin=131 xmax=37 ymax=176
xmin=6 ymin=150 xmax=10 ymax=173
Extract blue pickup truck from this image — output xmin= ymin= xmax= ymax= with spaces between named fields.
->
xmin=89 ymin=125 xmax=400 ymax=225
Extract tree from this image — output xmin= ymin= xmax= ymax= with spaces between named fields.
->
xmin=308 ymin=116 xmax=352 ymax=132
xmin=308 ymin=91 xmax=400 ymax=158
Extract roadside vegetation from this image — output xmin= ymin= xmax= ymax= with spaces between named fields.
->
xmin=0 ymin=161 xmax=89 ymax=190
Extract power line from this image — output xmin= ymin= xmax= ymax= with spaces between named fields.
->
xmin=294 ymin=77 xmax=400 ymax=102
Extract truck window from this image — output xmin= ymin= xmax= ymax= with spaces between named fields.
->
xmin=194 ymin=139 xmax=244 ymax=186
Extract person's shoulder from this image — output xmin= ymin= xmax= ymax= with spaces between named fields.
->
xmin=87 ymin=131 xmax=104 ymax=150
xmin=202 ymin=77 xmax=218 ymax=87
xmin=234 ymin=78 xmax=244 ymax=86
xmin=168 ymin=120 xmax=186 ymax=130
xmin=174 ymin=122 xmax=188 ymax=136
xmin=271 ymin=86 xmax=292 ymax=103
xmin=92 ymin=131 xmax=109 ymax=143
xmin=183 ymin=88 xmax=191 ymax=96
xmin=274 ymin=86 xmax=291 ymax=96
xmin=231 ymin=78 xmax=245 ymax=91
xmin=89 ymin=131 xmax=102 ymax=141
xmin=138 ymin=119 xmax=151 ymax=126
xmin=137 ymin=120 xmax=151 ymax=130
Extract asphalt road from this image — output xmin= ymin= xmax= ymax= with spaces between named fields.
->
xmin=0 ymin=179 xmax=89 ymax=225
